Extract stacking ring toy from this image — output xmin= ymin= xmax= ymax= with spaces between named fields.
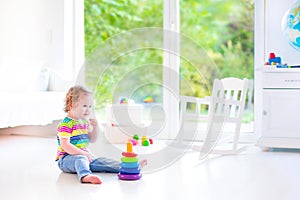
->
xmin=118 ymin=141 xmax=142 ymax=181
xmin=118 ymin=173 xmax=142 ymax=180
xmin=122 ymin=152 xmax=137 ymax=157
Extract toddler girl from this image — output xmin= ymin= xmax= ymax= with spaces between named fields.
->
xmin=56 ymin=85 xmax=146 ymax=184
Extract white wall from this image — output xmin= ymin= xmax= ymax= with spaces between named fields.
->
xmin=0 ymin=0 xmax=84 ymax=79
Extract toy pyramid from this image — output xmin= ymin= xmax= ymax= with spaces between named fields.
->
xmin=118 ymin=142 xmax=142 ymax=180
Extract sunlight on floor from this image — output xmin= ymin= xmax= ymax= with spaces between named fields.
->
xmin=1 ymin=134 xmax=300 ymax=200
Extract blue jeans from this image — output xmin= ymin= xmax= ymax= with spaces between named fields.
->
xmin=57 ymin=154 xmax=120 ymax=181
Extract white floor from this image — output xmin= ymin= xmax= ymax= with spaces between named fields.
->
xmin=1 ymin=134 xmax=300 ymax=200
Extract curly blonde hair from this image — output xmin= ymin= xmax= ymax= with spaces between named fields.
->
xmin=64 ymin=85 xmax=93 ymax=113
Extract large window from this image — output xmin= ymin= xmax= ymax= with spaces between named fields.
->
xmin=179 ymin=0 xmax=254 ymax=134
xmin=180 ymin=0 xmax=254 ymax=97
xmin=84 ymin=0 xmax=254 ymax=137
xmin=84 ymin=0 xmax=164 ymax=119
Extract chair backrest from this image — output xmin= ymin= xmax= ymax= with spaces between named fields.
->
xmin=201 ymin=77 xmax=249 ymax=156
xmin=179 ymin=77 xmax=249 ymax=156
xmin=211 ymin=77 xmax=249 ymax=123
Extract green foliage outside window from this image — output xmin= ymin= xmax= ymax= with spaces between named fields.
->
xmin=84 ymin=0 xmax=254 ymax=112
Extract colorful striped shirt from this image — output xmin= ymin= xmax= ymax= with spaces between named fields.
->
xmin=56 ymin=117 xmax=90 ymax=161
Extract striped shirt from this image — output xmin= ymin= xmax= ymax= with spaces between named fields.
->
xmin=56 ymin=117 xmax=90 ymax=160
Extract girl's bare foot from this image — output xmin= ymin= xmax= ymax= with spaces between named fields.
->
xmin=81 ymin=175 xmax=102 ymax=184
xmin=139 ymin=159 xmax=147 ymax=168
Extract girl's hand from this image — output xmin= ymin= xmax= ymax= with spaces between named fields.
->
xmin=88 ymin=118 xmax=100 ymax=143
xmin=87 ymin=125 xmax=93 ymax=132
xmin=89 ymin=118 xmax=97 ymax=126
xmin=85 ymin=152 xmax=93 ymax=163
xmin=88 ymin=119 xmax=97 ymax=132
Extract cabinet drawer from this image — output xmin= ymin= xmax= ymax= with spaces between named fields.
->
xmin=263 ymin=73 xmax=300 ymax=88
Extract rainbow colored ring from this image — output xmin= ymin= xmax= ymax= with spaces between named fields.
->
xmin=122 ymin=152 xmax=137 ymax=157
xmin=118 ymin=173 xmax=142 ymax=180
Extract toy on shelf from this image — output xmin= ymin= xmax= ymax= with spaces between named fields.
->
xmin=119 ymin=97 xmax=128 ymax=104
xmin=141 ymin=136 xmax=150 ymax=146
xmin=129 ymin=138 xmax=137 ymax=145
xmin=149 ymin=138 xmax=153 ymax=145
xmin=265 ymin=52 xmax=282 ymax=65
xmin=133 ymin=134 xmax=140 ymax=141
xmin=143 ymin=95 xmax=154 ymax=103
xmin=130 ymin=134 xmax=153 ymax=146
xmin=263 ymin=52 xmax=300 ymax=68
xmin=118 ymin=142 xmax=142 ymax=181
xmin=119 ymin=97 xmax=136 ymax=104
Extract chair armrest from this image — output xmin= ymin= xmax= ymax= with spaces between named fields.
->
xmin=180 ymin=95 xmax=212 ymax=120
xmin=180 ymin=95 xmax=211 ymax=106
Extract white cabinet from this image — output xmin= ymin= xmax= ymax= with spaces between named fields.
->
xmin=254 ymin=0 xmax=300 ymax=149
xmin=257 ymin=71 xmax=300 ymax=148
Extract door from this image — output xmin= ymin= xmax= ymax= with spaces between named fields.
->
xmin=262 ymin=89 xmax=300 ymax=138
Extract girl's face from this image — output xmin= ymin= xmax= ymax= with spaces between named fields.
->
xmin=70 ymin=93 xmax=93 ymax=120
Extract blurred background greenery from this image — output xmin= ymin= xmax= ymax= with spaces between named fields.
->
xmin=84 ymin=0 xmax=254 ymax=121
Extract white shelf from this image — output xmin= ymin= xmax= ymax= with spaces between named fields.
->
xmin=263 ymin=65 xmax=300 ymax=73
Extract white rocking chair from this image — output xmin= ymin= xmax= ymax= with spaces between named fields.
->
xmin=179 ymin=77 xmax=249 ymax=158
